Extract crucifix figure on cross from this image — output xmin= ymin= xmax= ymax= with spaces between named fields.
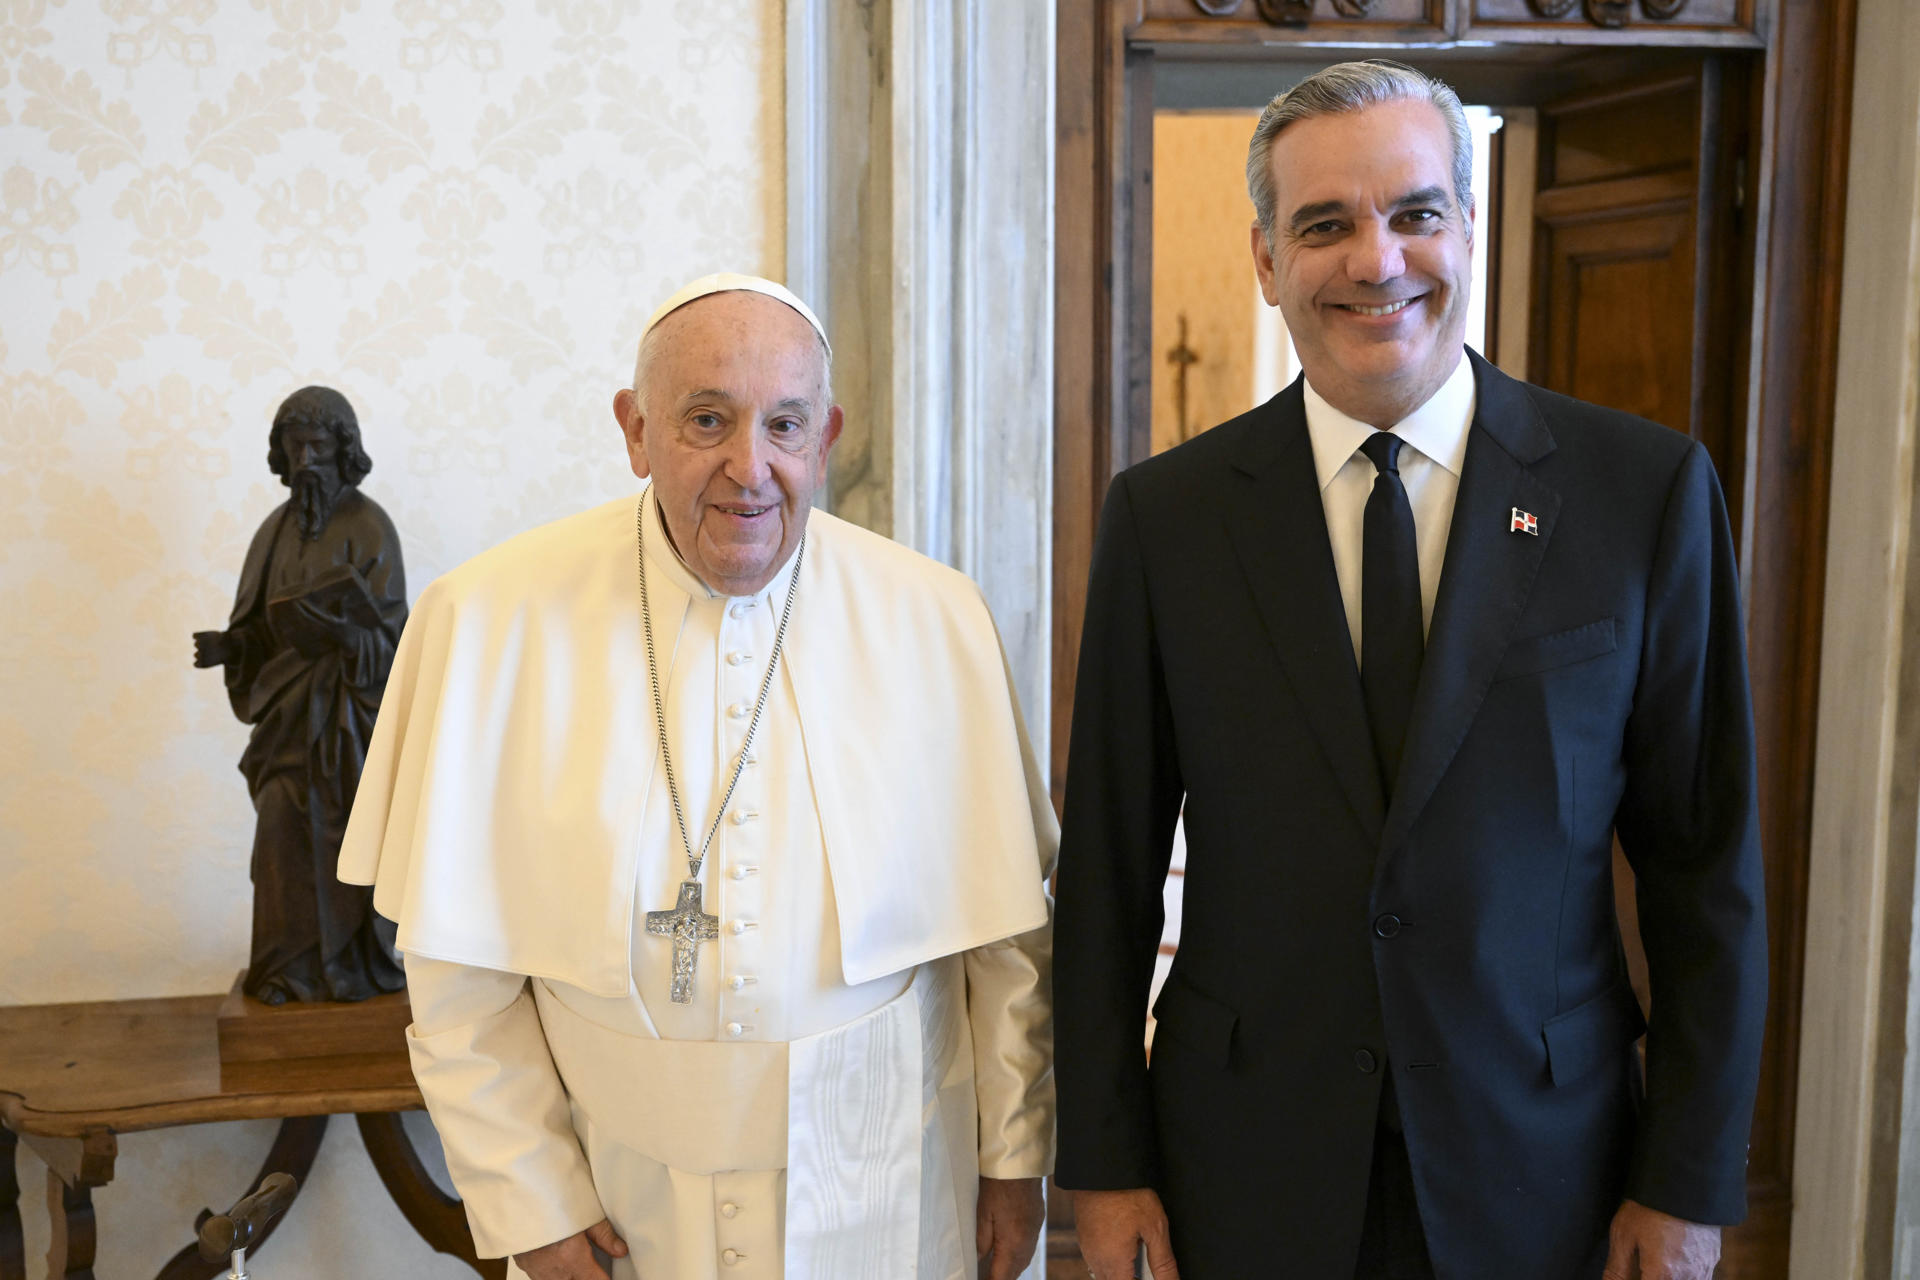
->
xmin=645 ymin=878 xmax=720 ymax=1004
xmin=1167 ymin=312 xmax=1202 ymax=443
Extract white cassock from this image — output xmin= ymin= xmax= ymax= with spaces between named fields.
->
xmin=339 ymin=488 xmax=1056 ymax=1280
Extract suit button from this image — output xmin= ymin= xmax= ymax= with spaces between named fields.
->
xmin=1354 ymin=1049 xmax=1378 ymax=1074
xmin=1373 ymin=914 xmax=1402 ymax=939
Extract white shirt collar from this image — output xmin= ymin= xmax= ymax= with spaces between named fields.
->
xmin=641 ymin=484 xmax=800 ymax=605
xmin=1302 ymin=351 xmax=1477 ymax=492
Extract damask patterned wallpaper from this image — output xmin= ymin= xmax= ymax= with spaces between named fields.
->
xmin=1 ymin=0 xmax=783 ymax=1272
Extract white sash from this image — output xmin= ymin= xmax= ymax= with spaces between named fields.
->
xmin=530 ymin=961 xmax=973 ymax=1280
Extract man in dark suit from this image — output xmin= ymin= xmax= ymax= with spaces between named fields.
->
xmin=1053 ymin=60 xmax=1765 ymax=1280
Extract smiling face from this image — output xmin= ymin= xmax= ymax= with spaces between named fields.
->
xmin=611 ymin=291 xmax=842 ymax=596
xmin=1251 ymin=97 xmax=1473 ymax=428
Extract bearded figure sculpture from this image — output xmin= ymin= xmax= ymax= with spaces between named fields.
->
xmin=194 ymin=386 xmax=409 ymax=1005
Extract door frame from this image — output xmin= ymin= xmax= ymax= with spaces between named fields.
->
xmin=1049 ymin=2 xmax=1856 ymax=1273
xmin=1790 ymin=0 xmax=1920 ymax=1270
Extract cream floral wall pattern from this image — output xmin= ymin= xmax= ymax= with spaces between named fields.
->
xmin=1 ymin=1 xmax=784 ymax=1273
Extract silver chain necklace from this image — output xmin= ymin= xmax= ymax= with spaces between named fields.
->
xmin=636 ymin=494 xmax=803 ymax=1003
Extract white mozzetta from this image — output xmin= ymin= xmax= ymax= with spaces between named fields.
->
xmin=340 ymin=489 xmax=1054 ymax=994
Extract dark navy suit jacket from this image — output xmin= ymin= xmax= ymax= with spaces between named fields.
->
xmin=1052 ymin=351 xmax=1767 ymax=1280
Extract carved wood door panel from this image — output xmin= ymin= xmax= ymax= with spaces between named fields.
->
xmin=1528 ymin=69 xmax=1718 ymax=447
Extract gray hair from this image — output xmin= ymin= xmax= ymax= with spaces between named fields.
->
xmin=1245 ymin=59 xmax=1473 ymax=245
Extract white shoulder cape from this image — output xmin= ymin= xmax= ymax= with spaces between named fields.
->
xmin=339 ymin=493 xmax=1056 ymax=997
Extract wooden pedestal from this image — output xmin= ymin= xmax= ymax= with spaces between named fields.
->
xmin=216 ymin=973 xmax=414 ymax=1093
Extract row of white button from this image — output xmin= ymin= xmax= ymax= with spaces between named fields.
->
xmin=720 ymin=606 xmax=761 ymax=1046
xmin=718 ymin=1194 xmax=745 ymax=1264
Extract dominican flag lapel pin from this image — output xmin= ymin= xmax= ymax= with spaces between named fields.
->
xmin=1510 ymin=508 xmax=1539 ymax=536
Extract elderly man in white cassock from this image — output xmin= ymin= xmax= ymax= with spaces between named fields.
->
xmin=337 ymin=273 xmax=1057 ymax=1280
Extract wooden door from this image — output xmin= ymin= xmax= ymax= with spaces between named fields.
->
xmin=1524 ymin=64 xmax=1789 ymax=1276
xmin=1528 ymin=64 xmax=1742 ymax=464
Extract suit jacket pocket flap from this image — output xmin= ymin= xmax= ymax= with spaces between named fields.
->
xmin=1542 ymin=980 xmax=1647 ymax=1087
xmin=1151 ymin=970 xmax=1238 ymax=1066
xmin=1495 ymin=617 xmax=1617 ymax=682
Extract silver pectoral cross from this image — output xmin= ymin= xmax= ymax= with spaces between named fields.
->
xmin=645 ymin=878 xmax=720 ymax=1004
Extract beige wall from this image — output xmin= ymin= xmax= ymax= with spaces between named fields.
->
xmin=1149 ymin=111 xmax=1266 ymax=455
xmin=0 ymin=0 xmax=784 ymax=1272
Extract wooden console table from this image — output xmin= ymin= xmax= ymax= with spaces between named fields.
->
xmin=0 ymin=994 xmax=503 ymax=1280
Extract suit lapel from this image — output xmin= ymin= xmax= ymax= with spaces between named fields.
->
xmin=1224 ymin=383 xmax=1386 ymax=847
xmin=1382 ymin=353 xmax=1561 ymax=854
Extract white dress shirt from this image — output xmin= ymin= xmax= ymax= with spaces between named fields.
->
xmin=1303 ymin=352 xmax=1477 ymax=664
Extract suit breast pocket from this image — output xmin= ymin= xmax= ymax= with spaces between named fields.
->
xmin=1493 ymin=617 xmax=1617 ymax=683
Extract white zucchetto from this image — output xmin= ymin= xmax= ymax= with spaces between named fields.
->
xmin=637 ymin=272 xmax=831 ymax=358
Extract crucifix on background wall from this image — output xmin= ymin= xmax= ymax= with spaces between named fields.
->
xmin=1167 ymin=312 xmax=1201 ymax=442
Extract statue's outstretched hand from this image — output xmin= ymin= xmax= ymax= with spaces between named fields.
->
xmin=513 ymin=1219 xmax=629 ymax=1280
xmin=192 ymin=630 xmax=234 ymax=668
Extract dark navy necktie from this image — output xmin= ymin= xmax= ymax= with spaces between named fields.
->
xmin=1359 ymin=431 xmax=1424 ymax=798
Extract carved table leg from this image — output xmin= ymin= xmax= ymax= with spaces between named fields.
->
xmin=356 ymin=1112 xmax=503 ymax=1279
xmin=0 ymin=1126 xmax=23 ymax=1280
xmin=45 ymin=1173 xmax=95 ymax=1280
xmin=153 ymin=1115 xmax=328 ymax=1280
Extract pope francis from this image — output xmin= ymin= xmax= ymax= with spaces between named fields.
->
xmin=337 ymin=274 xmax=1057 ymax=1280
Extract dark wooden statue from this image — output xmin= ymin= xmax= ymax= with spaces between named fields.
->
xmin=194 ymin=386 xmax=408 ymax=1005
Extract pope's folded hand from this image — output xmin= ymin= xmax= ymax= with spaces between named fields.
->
xmin=977 ymin=1175 xmax=1045 ymax=1279
xmin=511 ymin=1219 xmax=629 ymax=1280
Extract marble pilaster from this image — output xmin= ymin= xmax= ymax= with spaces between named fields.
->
xmin=785 ymin=0 xmax=1056 ymax=767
